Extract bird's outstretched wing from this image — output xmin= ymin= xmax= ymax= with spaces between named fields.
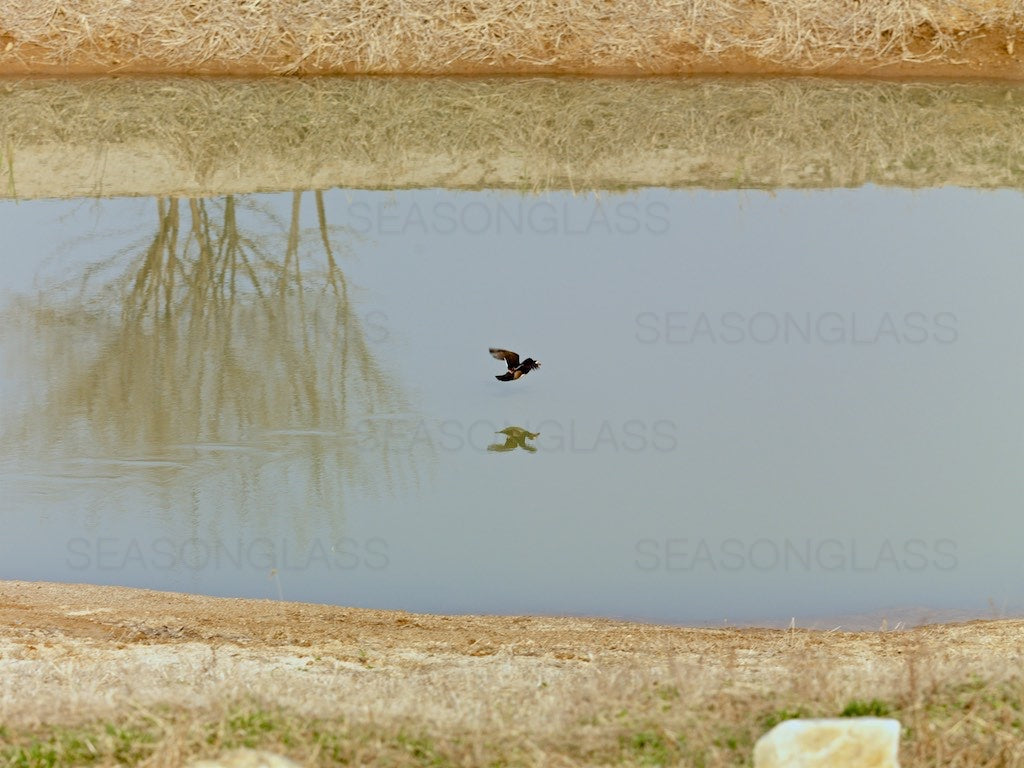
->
xmin=489 ymin=348 xmax=520 ymax=369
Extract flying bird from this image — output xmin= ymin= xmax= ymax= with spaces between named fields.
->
xmin=489 ymin=348 xmax=541 ymax=381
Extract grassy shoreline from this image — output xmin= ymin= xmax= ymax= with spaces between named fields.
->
xmin=1 ymin=581 xmax=1023 ymax=766
xmin=2 ymin=681 xmax=1021 ymax=767
xmin=0 ymin=0 xmax=1022 ymax=78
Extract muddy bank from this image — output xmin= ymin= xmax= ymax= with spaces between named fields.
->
xmin=0 ymin=0 xmax=1022 ymax=78
xmin=2 ymin=76 xmax=1024 ymax=198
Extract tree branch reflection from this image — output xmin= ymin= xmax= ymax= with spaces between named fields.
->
xmin=6 ymin=191 xmax=422 ymax=531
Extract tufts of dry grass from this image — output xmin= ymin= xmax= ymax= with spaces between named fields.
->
xmin=0 ymin=0 xmax=1021 ymax=74
xmin=2 ymin=76 xmax=1024 ymax=198
xmin=2 ymin=583 xmax=1023 ymax=766
xmin=0 ymin=642 xmax=1022 ymax=766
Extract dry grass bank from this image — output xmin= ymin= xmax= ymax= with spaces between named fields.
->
xmin=2 ymin=76 xmax=1024 ymax=198
xmin=0 ymin=0 xmax=1022 ymax=77
xmin=1 ymin=581 xmax=1024 ymax=766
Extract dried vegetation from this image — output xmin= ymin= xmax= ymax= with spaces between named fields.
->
xmin=0 ymin=0 xmax=1022 ymax=74
xmin=1 ymin=582 xmax=1024 ymax=766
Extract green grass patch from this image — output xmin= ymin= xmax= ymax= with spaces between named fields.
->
xmin=759 ymin=706 xmax=811 ymax=729
xmin=840 ymin=698 xmax=891 ymax=717
xmin=621 ymin=729 xmax=677 ymax=767
xmin=1 ymin=724 xmax=154 ymax=768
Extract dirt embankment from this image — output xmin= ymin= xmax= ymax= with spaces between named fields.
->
xmin=0 ymin=0 xmax=1022 ymax=78
xmin=3 ymin=581 xmax=1023 ymax=765
xmin=3 ymin=580 xmax=1024 ymax=726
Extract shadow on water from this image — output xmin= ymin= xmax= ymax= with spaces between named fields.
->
xmin=2 ymin=190 xmax=423 ymax=536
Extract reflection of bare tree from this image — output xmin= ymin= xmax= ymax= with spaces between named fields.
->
xmin=6 ymin=191 xmax=418 ymax=528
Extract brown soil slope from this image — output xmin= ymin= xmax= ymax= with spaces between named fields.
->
xmin=2 ymin=581 xmax=1023 ymax=725
xmin=3 ymin=581 xmax=1024 ymax=765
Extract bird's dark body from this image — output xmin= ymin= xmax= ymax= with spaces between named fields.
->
xmin=489 ymin=348 xmax=541 ymax=381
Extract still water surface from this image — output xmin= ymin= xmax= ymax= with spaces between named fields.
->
xmin=2 ymin=106 xmax=1023 ymax=627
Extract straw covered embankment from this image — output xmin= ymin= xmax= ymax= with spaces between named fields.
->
xmin=0 ymin=0 xmax=1022 ymax=78
xmin=2 ymin=581 xmax=1024 ymax=766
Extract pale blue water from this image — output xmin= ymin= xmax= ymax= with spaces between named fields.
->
xmin=1 ymin=181 xmax=1022 ymax=627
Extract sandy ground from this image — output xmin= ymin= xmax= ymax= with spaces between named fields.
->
xmin=2 ymin=580 xmax=1023 ymax=731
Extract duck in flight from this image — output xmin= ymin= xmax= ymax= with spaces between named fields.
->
xmin=489 ymin=348 xmax=541 ymax=381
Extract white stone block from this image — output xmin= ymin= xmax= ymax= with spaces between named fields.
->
xmin=188 ymin=749 xmax=301 ymax=768
xmin=754 ymin=717 xmax=900 ymax=768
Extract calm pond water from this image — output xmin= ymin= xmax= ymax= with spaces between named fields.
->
xmin=2 ymin=77 xmax=1023 ymax=628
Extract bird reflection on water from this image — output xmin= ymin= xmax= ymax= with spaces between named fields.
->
xmin=487 ymin=427 xmax=540 ymax=453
